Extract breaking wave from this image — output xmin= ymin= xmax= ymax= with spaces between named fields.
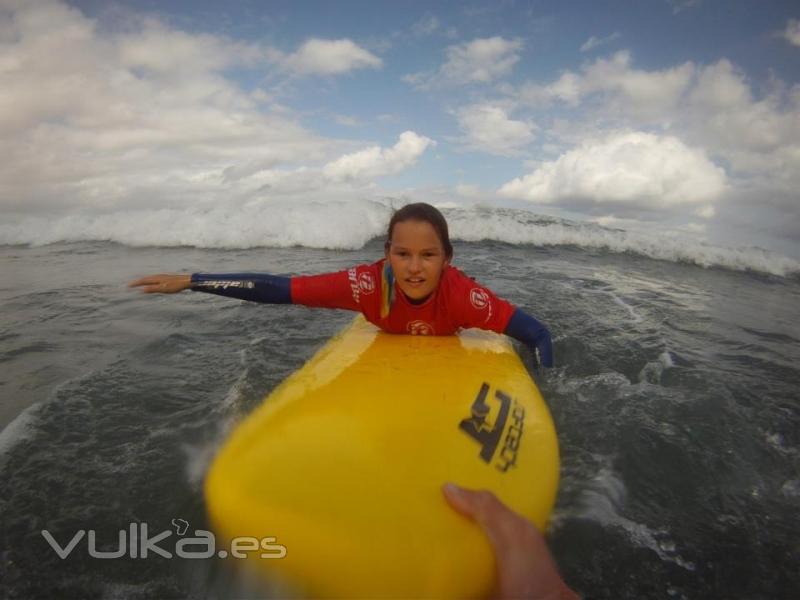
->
xmin=1 ymin=200 xmax=797 ymax=277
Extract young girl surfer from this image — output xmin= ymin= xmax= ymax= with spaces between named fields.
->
xmin=129 ymin=203 xmax=553 ymax=367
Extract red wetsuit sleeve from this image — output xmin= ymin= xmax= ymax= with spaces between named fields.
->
xmin=290 ymin=263 xmax=379 ymax=312
xmin=449 ymin=268 xmax=516 ymax=333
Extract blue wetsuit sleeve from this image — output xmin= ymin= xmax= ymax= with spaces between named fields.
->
xmin=190 ymin=273 xmax=291 ymax=304
xmin=504 ymin=308 xmax=554 ymax=368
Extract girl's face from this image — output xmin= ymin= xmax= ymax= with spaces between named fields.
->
xmin=385 ymin=219 xmax=450 ymax=302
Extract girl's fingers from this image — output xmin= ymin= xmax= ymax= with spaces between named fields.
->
xmin=129 ymin=276 xmax=160 ymax=287
xmin=128 ymin=274 xmax=173 ymax=289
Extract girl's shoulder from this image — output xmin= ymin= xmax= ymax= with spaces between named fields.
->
xmin=442 ymin=264 xmax=480 ymax=288
xmin=441 ymin=265 xmax=516 ymax=331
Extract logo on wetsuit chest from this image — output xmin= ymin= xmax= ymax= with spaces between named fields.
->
xmin=470 ymin=288 xmax=489 ymax=309
xmin=459 ymin=382 xmax=525 ymax=473
xmin=406 ymin=320 xmax=434 ymax=335
xmin=469 ymin=288 xmax=493 ymax=323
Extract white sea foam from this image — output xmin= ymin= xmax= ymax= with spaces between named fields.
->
xmin=0 ymin=198 xmax=393 ymax=251
xmin=575 ymin=464 xmax=696 ymax=571
xmin=608 ymin=291 xmax=644 ymax=324
xmin=581 ymin=286 xmax=644 ymax=324
xmin=182 ymin=441 xmax=220 ymax=491
xmin=555 ymin=371 xmax=632 ymax=399
xmin=781 ymin=479 xmax=800 ymax=498
xmin=638 ymin=351 xmax=675 ymax=384
xmin=182 ymin=369 xmax=250 ymax=490
xmin=2 ymin=200 xmax=798 ymax=277
xmin=0 ymin=403 xmax=39 ymax=463
xmin=446 ymin=206 xmax=800 ymax=277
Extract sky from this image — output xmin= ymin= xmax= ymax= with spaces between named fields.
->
xmin=1 ymin=0 xmax=799 ymax=256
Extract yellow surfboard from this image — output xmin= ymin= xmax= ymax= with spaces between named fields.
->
xmin=205 ymin=315 xmax=559 ymax=599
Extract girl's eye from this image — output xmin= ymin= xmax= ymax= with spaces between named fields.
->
xmin=393 ymin=251 xmax=438 ymax=258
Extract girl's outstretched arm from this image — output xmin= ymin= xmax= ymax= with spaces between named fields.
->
xmin=129 ymin=272 xmax=292 ymax=303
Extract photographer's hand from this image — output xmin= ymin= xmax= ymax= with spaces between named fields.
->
xmin=443 ymin=483 xmax=578 ymax=600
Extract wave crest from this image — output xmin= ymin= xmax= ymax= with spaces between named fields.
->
xmin=2 ymin=200 xmax=797 ymax=277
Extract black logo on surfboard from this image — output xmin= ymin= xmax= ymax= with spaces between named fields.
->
xmin=459 ymin=382 xmax=525 ymax=473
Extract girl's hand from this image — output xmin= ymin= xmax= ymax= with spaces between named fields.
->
xmin=128 ymin=274 xmax=192 ymax=294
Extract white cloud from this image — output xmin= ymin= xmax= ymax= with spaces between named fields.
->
xmin=117 ymin=18 xmax=262 ymax=74
xmin=530 ymin=72 xmax=583 ymax=106
xmin=0 ymin=1 xmax=402 ymax=214
xmin=404 ymin=36 xmax=522 ymax=88
xmin=517 ymin=52 xmax=800 ymax=242
xmin=695 ymin=205 xmax=715 ymax=219
xmin=333 ymin=114 xmax=361 ymax=127
xmin=580 ymin=32 xmax=620 ymax=53
xmin=220 ymin=131 xmax=435 ymax=195
xmin=442 ymin=36 xmax=522 ymax=83
xmin=278 ymin=38 xmax=382 ymax=76
xmin=412 ymin=14 xmax=440 ymax=36
xmin=687 ymin=60 xmax=782 ymax=150
xmin=685 ymin=222 xmax=707 ymax=233
xmin=521 ymin=51 xmax=694 ymax=119
xmin=455 ymin=183 xmax=482 ymax=198
xmin=682 ymin=60 xmax=800 ymax=184
xmin=499 ymin=131 xmax=726 ymax=217
xmin=518 ymin=52 xmax=800 ymax=190
xmin=455 ymin=104 xmax=535 ymax=156
xmin=323 ymin=131 xmax=434 ymax=181
xmin=783 ymin=19 xmax=800 ymax=47
xmin=668 ymin=0 xmax=702 ymax=14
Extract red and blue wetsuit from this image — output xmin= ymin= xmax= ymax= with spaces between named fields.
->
xmin=190 ymin=259 xmax=553 ymax=367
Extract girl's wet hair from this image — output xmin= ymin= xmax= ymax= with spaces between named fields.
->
xmin=384 ymin=203 xmax=453 ymax=259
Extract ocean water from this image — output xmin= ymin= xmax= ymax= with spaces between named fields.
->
xmin=1 ymin=205 xmax=799 ymax=599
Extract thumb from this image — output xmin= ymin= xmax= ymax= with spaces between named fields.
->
xmin=442 ymin=483 xmax=517 ymax=547
xmin=442 ymin=482 xmax=473 ymax=518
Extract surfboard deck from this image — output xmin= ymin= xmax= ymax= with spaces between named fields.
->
xmin=205 ymin=315 xmax=559 ymax=598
